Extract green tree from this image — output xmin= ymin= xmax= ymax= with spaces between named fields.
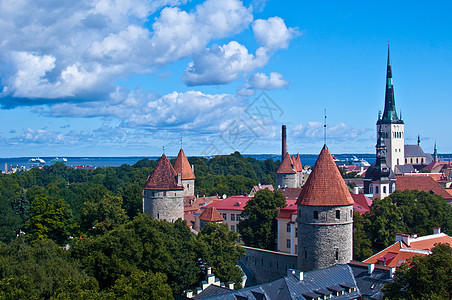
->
xmin=0 ymin=200 xmax=22 ymax=243
xmin=81 ymin=194 xmax=129 ymax=235
xmin=196 ymin=222 xmax=245 ymax=284
xmin=110 ymin=270 xmax=172 ymax=299
xmin=352 ymin=211 xmax=373 ymax=261
xmin=24 ymin=195 xmax=73 ymax=245
xmin=383 ymin=243 xmax=452 ymax=299
xmin=238 ymin=189 xmax=286 ymax=250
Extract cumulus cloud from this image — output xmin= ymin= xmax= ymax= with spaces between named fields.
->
xmin=182 ymin=42 xmax=268 ymax=86
xmin=252 ymin=16 xmax=299 ymax=50
xmin=237 ymin=72 xmax=288 ymax=95
xmin=0 ymin=0 xmax=253 ymax=105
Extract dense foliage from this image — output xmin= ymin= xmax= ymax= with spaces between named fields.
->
xmin=238 ymin=189 xmax=286 ymax=250
xmin=382 ymin=243 xmax=452 ymax=299
xmin=0 ymin=152 xmax=270 ymax=297
xmin=353 ymin=190 xmax=452 ymax=261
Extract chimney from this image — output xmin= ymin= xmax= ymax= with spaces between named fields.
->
xmin=192 ymin=164 xmax=194 ymax=173
xmin=368 ymin=263 xmax=375 ymax=274
xmin=390 ymin=267 xmax=396 ymax=278
xmin=434 ymin=227 xmax=441 ymax=234
xmin=227 ymin=281 xmax=234 ymax=290
xmin=287 ymin=269 xmax=303 ymax=281
xmin=177 ymin=173 xmax=182 ymax=185
xmin=282 ymin=125 xmax=287 ymax=160
xmin=353 ymin=187 xmax=359 ymax=194
xmin=186 ymin=290 xmax=193 ymax=298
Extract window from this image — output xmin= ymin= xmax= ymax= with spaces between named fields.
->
xmin=222 ymin=213 xmax=227 ymax=220
xmin=187 ymin=184 xmax=189 ymax=188
xmin=375 ymin=186 xmax=379 ymax=194
xmin=304 ymin=250 xmax=307 ymax=259
xmin=163 ymin=191 xmax=166 ymax=196
xmin=336 ymin=210 xmax=340 ymax=219
xmin=295 ymin=228 xmax=298 ymax=237
xmin=350 ymin=210 xmax=353 ymax=217
xmin=286 ymin=239 xmax=291 ymax=249
xmin=286 ymin=223 xmax=291 ymax=233
xmin=313 ymin=211 xmax=319 ymax=220
xmin=397 ymin=158 xmax=400 ymax=165
xmin=369 ymin=183 xmax=373 ymax=194
xmin=405 ymin=158 xmax=407 ymax=164
xmin=231 ymin=225 xmax=235 ymax=232
xmin=295 ymin=245 xmax=298 ymax=254
xmin=231 ymin=214 xmax=235 ymax=221
xmin=236 ymin=214 xmax=241 ymax=221
xmin=383 ymin=186 xmax=387 ymax=193
xmin=335 ymin=248 xmax=339 ymax=260
xmin=157 ymin=213 xmax=159 ymax=219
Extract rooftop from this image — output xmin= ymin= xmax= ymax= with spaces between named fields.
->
xmin=396 ymin=175 xmax=452 ymax=200
xmin=143 ymin=154 xmax=184 ymax=191
xmin=173 ymin=148 xmax=196 ymax=180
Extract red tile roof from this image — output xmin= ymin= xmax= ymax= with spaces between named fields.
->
xmin=276 ymin=199 xmax=297 ymax=220
xmin=364 ymin=232 xmax=452 ymax=267
xmin=297 ymin=145 xmax=354 ymax=206
xmin=204 ymin=195 xmax=253 ymax=211
xmin=173 ymin=148 xmax=196 ymax=180
xmin=295 ymin=154 xmax=303 ymax=172
xmin=251 ymin=185 xmax=274 ymax=192
xmin=144 ymin=154 xmax=184 ymax=190
xmin=276 ymin=152 xmax=296 ymax=174
xmin=199 ymin=206 xmax=224 ymax=222
xmin=279 ymin=187 xmax=302 ymax=199
xmin=351 ymin=194 xmax=373 ymax=214
xmin=396 ymin=175 xmax=452 ymax=200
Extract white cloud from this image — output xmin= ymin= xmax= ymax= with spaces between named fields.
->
xmin=252 ymin=16 xmax=299 ymax=50
xmin=292 ymin=122 xmax=370 ymax=140
xmin=182 ymin=41 xmax=269 ymax=86
xmin=237 ymin=72 xmax=288 ymax=95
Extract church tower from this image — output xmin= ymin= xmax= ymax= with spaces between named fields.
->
xmin=377 ymin=46 xmax=404 ymax=171
xmin=143 ymin=154 xmax=184 ymax=222
xmin=173 ymin=148 xmax=196 ymax=197
xmin=297 ymin=145 xmax=354 ymax=272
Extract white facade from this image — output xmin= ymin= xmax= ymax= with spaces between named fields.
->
xmin=378 ymin=123 xmax=405 ymax=171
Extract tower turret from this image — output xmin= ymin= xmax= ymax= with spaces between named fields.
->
xmin=377 ymin=46 xmax=405 ymax=171
xmin=173 ymin=148 xmax=196 ymax=197
xmin=296 ymin=145 xmax=353 ymax=272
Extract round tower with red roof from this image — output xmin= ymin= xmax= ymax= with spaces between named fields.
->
xmin=296 ymin=145 xmax=354 ymax=271
xmin=173 ymin=148 xmax=196 ymax=197
xmin=143 ymin=154 xmax=185 ymax=222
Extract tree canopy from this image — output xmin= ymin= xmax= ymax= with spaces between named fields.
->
xmin=238 ymin=189 xmax=286 ymax=250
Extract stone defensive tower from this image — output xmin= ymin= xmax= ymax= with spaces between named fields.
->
xmin=276 ymin=152 xmax=298 ymax=188
xmin=377 ymin=46 xmax=404 ymax=171
xmin=143 ymin=154 xmax=184 ymax=222
xmin=297 ymin=145 xmax=354 ymax=272
xmin=173 ymin=148 xmax=196 ymax=197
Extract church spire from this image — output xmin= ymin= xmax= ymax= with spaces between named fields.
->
xmin=434 ymin=142 xmax=438 ymax=162
xmin=378 ymin=45 xmax=403 ymax=125
xmin=374 ymin=126 xmax=390 ymax=180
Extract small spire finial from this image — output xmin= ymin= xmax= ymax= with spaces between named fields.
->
xmin=417 ymin=135 xmax=420 ymax=146
xmin=180 ymin=137 xmax=183 ymax=149
xmin=163 ymin=145 xmax=165 ymax=154
xmin=324 ymin=108 xmax=327 ymax=146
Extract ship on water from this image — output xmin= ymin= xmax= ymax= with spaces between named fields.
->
xmin=50 ymin=157 xmax=68 ymax=162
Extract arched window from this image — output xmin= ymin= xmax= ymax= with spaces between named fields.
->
xmin=369 ymin=183 xmax=373 ymax=194
xmin=383 ymin=186 xmax=387 ymax=193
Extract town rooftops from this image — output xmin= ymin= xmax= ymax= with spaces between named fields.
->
xmin=276 ymin=152 xmax=296 ymax=174
xmin=204 ymin=195 xmax=253 ymax=211
xmin=173 ymin=148 xmax=196 ymax=180
xmin=351 ymin=194 xmax=373 ymax=214
xmin=279 ymin=187 xmax=302 ymax=199
xmin=199 ymin=207 xmax=224 ymax=222
xmin=404 ymin=144 xmax=428 ymax=158
xmin=143 ymin=154 xmax=184 ymax=191
xmin=364 ymin=230 xmax=452 ymax=267
xmin=396 ymin=175 xmax=452 ymax=200
xmin=297 ymin=145 xmax=354 ymax=206
xmin=276 ymin=199 xmax=297 ymax=220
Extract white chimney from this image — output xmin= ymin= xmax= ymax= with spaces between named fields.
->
xmin=353 ymin=187 xmax=359 ymax=194
xmin=186 ymin=290 xmax=193 ymax=298
xmin=287 ymin=269 xmax=303 ymax=281
xmin=390 ymin=267 xmax=396 ymax=278
xmin=396 ymin=233 xmax=410 ymax=246
xmin=434 ymin=227 xmax=441 ymax=234
xmin=227 ymin=281 xmax=234 ymax=290
xmin=207 ymin=266 xmax=212 ymax=275
xmin=207 ymin=274 xmax=215 ymax=285
xmin=368 ymin=263 xmax=375 ymax=274
xmin=177 ymin=173 xmax=182 ymax=185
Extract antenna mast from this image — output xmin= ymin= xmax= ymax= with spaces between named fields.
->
xmin=324 ymin=108 xmax=327 ymax=145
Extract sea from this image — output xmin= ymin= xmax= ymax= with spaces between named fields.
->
xmin=0 ymin=154 xmax=378 ymax=171
xmin=1 ymin=153 xmax=450 ymax=171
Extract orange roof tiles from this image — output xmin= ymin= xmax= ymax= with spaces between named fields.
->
xmin=144 ymin=154 xmax=184 ymax=190
xmin=173 ymin=148 xmax=196 ymax=180
xmin=276 ymin=152 xmax=296 ymax=174
xmin=364 ymin=232 xmax=452 ymax=267
xmin=396 ymin=175 xmax=452 ymax=200
xmin=279 ymin=187 xmax=302 ymax=199
xmin=297 ymin=145 xmax=354 ymax=206
xmin=204 ymin=195 xmax=253 ymax=211
xmin=199 ymin=206 xmax=224 ymax=222
xmin=351 ymin=194 xmax=373 ymax=214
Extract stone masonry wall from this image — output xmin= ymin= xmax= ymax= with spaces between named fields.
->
xmin=143 ymin=189 xmax=184 ymax=222
xmin=276 ymin=173 xmax=298 ymax=189
xmin=297 ymin=205 xmax=353 ymax=272
xmin=182 ymin=179 xmax=195 ymax=197
xmin=240 ymin=246 xmax=297 ymax=284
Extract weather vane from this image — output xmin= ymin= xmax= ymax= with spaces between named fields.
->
xmin=163 ymin=145 xmax=165 ymax=154
xmin=324 ymin=108 xmax=327 ymax=145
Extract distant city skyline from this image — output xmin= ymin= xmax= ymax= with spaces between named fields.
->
xmin=0 ymin=0 xmax=451 ymax=157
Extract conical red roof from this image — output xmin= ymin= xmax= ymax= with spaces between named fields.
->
xmin=297 ymin=145 xmax=354 ymax=206
xmin=276 ymin=152 xmax=296 ymax=174
xmin=199 ymin=207 xmax=224 ymax=222
xmin=144 ymin=154 xmax=184 ymax=190
xmin=173 ymin=148 xmax=195 ymax=180
xmin=295 ymin=153 xmax=303 ymax=172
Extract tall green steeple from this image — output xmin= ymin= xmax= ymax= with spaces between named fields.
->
xmin=378 ymin=46 xmax=403 ymax=125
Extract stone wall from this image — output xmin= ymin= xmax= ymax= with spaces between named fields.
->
xmin=143 ymin=189 xmax=184 ymax=222
xmin=297 ymin=205 xmax=353 ymax=272
xmin=240 ymin=246 xmax=297 ymax=284
xmin=276 ymin=173 xmax=298 ymax=189
xmin=182 ymin=179 xmax=195 ymax=197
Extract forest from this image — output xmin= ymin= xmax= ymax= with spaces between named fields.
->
xmin=0 ymin=152 xmax=277 ymax=298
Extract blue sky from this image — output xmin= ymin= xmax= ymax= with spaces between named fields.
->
xmin=0 ymin=0 xmax=450 ymax=157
